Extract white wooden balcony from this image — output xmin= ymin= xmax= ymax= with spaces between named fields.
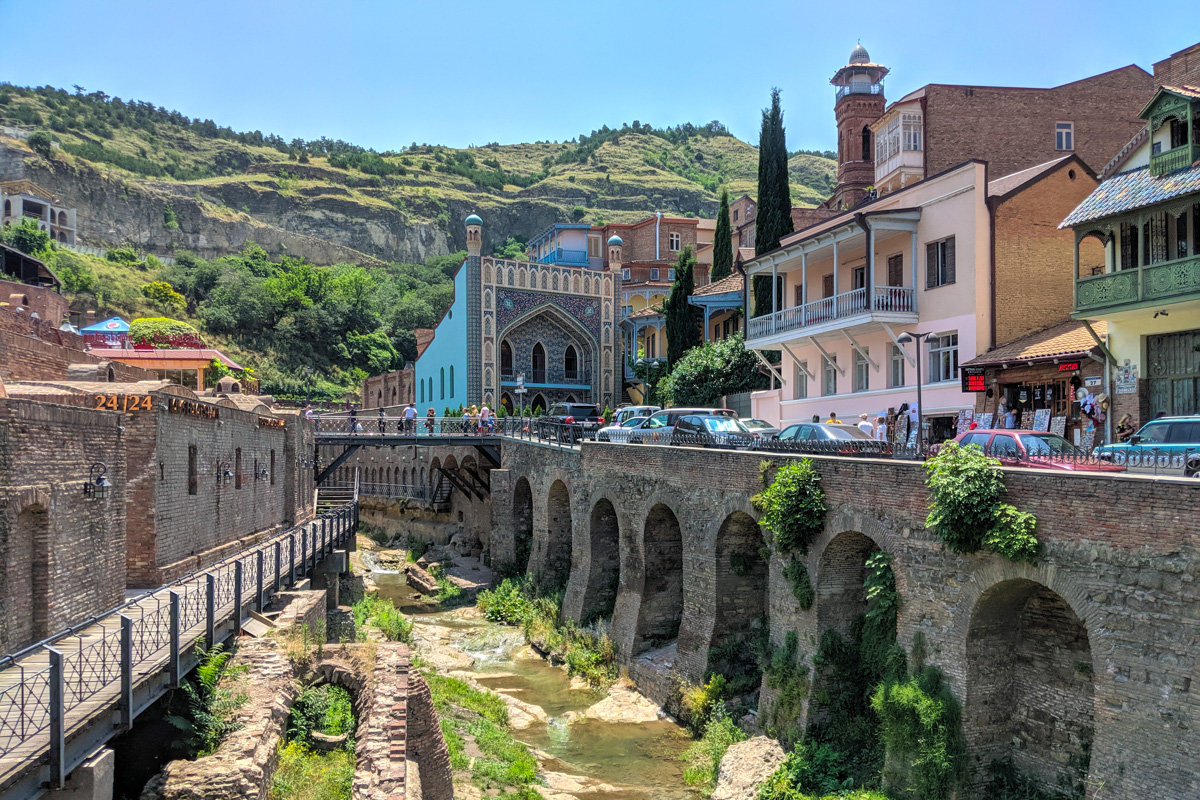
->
xmin=746 ymin=286 xmax=917 ymax=346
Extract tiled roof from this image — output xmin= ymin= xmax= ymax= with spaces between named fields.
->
xmin=1158 ymin=84 xmax=1200 ymax=102
xmin=693 ymin=272 xmax=744 ymax=297
xmin=1060 ymin=163 xmax=1200 ymax=228
xmin=625 ymin=306 xmax=663 ymax=320
xmin=96 ymin=347 xmax=243 ymax=369
xmin=961 ymin=320 xmax=1107 ymax=367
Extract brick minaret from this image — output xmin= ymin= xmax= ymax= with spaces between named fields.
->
xmin=828 ymin=43 xmax=888 ymax=210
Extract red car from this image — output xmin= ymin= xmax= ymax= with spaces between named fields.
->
xmin=949 ymin=429 xmax=1126 ymax=472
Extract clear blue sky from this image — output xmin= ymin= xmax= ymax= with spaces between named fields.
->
xmin=1 ymin=0 xmax=1194 ymax=152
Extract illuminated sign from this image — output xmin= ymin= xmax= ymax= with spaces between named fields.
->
xmin=1057 ymin=362 xmax=1080 ymax=372
xmin=961 ymin=367 xmax=988 ymax=393
xmin=166 ymin=396 xmax=220 ymax=419
xmin=258 ymin=417 xmax=286 ymax=429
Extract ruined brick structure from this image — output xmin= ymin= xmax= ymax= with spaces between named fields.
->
xmin=360 ymin=367 xmax=414 ymax=410
xmin=488 ymin=440 xmax=1199 ymax=799
xmin=0 ymin=397 xmax=126 ymax=654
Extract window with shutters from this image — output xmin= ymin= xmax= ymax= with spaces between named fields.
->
xmin=1144 ymin=213 xmax=1168 ymax=264
xmin=794 ymin=284 xmax=804 ymax=307
xmin=929 ymin=333 xmax=959 ymax=382
xmin=823 ymin=355 xmax=838 ymax=395
xmin=887 ymin=254 xmax=903 ymax=286
xmin=588 ymin=235 xmax=601 ymax=258
xmin=794 ymin=361 xmax=808 ymax=399
xmin=823 ymin=274 xmax=834 ymax=298
xmin=1120 ymin=222 xmax=1139 ymax=270
xmin=925 ymin=236 xmax=956 ymax=288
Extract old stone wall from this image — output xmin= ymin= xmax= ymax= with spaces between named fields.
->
xmin=0 ymin=279 xmax=70 ymax=324
xmin=0 ymin=326 xmax=154 ymax=384
xmin=496 ymin=439 xmax=1200 ymax=799
xmin=0 ymin=398 xmax=126 ymax=655
xmin=361 ymin=370 xmax=414 ymax=410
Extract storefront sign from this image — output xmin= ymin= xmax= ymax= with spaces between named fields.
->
xmin=258 ymin=416 xmax=285 ymax=429
xmin=1057 ymin=362 xmax=1080 ymax=372
xmin=960 ymin=366 xmax=987 ymax=393
xmin=1115 ymin=359 xmax=1138 ymax=395
xmin=166 ymin=396 xmax=220 ymax=419
xmin=1084 ymin=376 xmax=1102 ymax=387
xmin=93 ymin=394 xmax=153 ymax=412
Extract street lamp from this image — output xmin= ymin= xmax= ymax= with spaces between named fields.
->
xmin=896 ymin=331 xmax=931 ymax=452
xmin=83 ymin=463 xmax=112 ymax=501
xmin=636 ymin=357 xmax=664 ymax=404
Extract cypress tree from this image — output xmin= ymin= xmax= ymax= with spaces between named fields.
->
xmin=754 ymin=88 xmax=793 ymax=316
xmin=712 ymin=188 xmax=733 ymax=282
xmin=664 ymin=246 xmax=701 ymax=366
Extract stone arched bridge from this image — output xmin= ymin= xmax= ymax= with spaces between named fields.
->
xmin=483 ymin=439 xmax=1199 ymax=800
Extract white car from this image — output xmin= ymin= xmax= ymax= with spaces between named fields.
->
xmin=596 ymin=416 xmax=650 ymax=443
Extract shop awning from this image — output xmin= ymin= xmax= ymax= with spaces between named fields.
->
xmin=962 ymin=320 xmax=1107 ymax=368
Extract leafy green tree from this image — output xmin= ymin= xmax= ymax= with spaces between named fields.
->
xmin=754 ymin=88 xmax=793 ymax=316
xmin=27 ymin=131 xmax=53 ymax=159
xmin=141 ymin=280 xmax=186 ymax=314
xmin=655 ymin=333 xmax=768 ymax=407
xmin=712 ymin=188 xmax=733 ymax=281
xmin=664 ymin=246 xmax=700 ymax=366
xmin=493 ymin=236 xmax=527 ymax=260
xmin=49 ymin=250 xmax=96 ymax=293
xmin=1 ymin=217 xmax=52 ymax=256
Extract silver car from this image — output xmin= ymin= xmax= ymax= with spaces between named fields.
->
xmin=596 ymin=416 xmax=649 ymax=443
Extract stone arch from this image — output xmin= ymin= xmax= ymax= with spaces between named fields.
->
xmin=442 ymin=454 xmax=458 ymax=471
xmin=512 ymin=477 xmax=534 ymax=572
xmin=579 ymin=498 xmax=620 ymax=624
xmin=710 ymin=511 xmax=767 ymax=658
xmin=530 ymin=393 xmax=546 ymax=413
xmin=633 ymin=503 xmax=683 ymax=655
xmin=814 ymin=530 xmax=880 ymax=638
xmin=532 ymin=342 xmax=546 ymax=380
xmin=500 ymin=341 xmax=513 ymax=376
xmin=964 ymin=578 xmax=1094 ymax=796
xmin=535 ymin=479 xmax=572 ymax=591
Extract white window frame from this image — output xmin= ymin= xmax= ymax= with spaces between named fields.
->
xmin=668 ymin=268 xmax=676 ymax=280
xmin=649 ymin=267 xmax=660 ymax=281
xmin=902 ymin=112 xmax=923 ymax=151
xmin=853 ymin=348 xmax=870 ymax=393
xmin=929 ymin=333 xmax=959 ymax=383
xmin=823 ymin=355 xmax=838 ymax=396
xmin=794 ymin=361 xmax=808 ymax=400
xmin=1055 ymin=122 xmax=1074 ymax=151
xmin=669 ymin=232 xmax=681 ymax=252
xmin=622 ymin=267 xmax=631 ymax=280
xmin=889 ymin=344 xmax=906 ymax=388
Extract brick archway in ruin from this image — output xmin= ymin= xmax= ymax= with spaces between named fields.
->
xmin=531 ymin=479 xmax=572 ymax=591
xmin=511 ymin=477 xmax=533 ymax=574
xmin=578 ymin=497 xmax=620 ymax=625
xmin=633 ymin=503 xmax=683 ymax=655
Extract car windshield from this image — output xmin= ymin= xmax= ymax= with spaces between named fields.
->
xmin=823 ymin=425 xmax=873 ymax=440
xmin=743 ymin=419 xmax=774 ymax=430
xmin=1137 ymin=423 xmax=1171 ymax=444
xmin=704 ymin=417 xmax=748 ymax=433
xmin=645 ymin=416 xmax=668 ymax=428
xmin=1017 ymin=433 xmax=1083 ymax=456
xmin=621 ymin=417 xmax=647 ymax=428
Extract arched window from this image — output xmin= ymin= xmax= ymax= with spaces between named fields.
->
xmin=564 ymin=345 xmax=578 ymax=380
xmin=420 ymin=379 xmax=424 ymax=403
xmin=440 ymin=367 xmax=445 ymax=399
xmin=500 ymin=341 xmax=513 ymax=376
xmin=3 ymin=200 xmax=9 ymax=216
xmin=532 ymin=343 xmax=546 ymax=382
xmin=449 ymin=365 xmax=454 ymax=398
xmin=861 ymin=126 xmax=872 ymax=161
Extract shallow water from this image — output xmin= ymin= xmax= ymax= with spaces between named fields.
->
xmin=371 ymin=572 xmax=700 ymax=799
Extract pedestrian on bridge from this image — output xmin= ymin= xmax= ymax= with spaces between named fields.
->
xmin=480 ymin=402 xmax=493 ymax=433
xmin=404 ymin=402 xmax=417 ymax=434
xmin=426 ymin=406 xmax=436 ymax=434
xmin=378 ymin=407 xmax=387 ymax=435
xmin=349 ymin=405 xmax=357 ymax=436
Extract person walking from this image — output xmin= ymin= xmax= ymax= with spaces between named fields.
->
xmin=378 ymin=406 xmax=387 ymax=435
xmin=403 ymin=402 xmax=417 ymax=434
xmin=874 ymin=415 xmax=888 ymax=442
xmin=857 ymin=413 xmax=874 ymax=435
xmin=348 ymin=405 xmax=357 ymax=436
xmin=426 ymin=406 xmax=436 ymax=434
xmin=479 ymin=402 xmax=493 ymax=434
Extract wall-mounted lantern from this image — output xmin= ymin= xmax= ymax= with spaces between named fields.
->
xmin=83 ymin=463 xmax=112 ymax=501
xmin=216 ymin=462 xmax=233 ymax=485
xmin=257 ymin=466 xmax=270 ymax=481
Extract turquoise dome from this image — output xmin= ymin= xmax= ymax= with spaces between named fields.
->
xmin=465 ymin=213 xmax=483 ymax=226
xmin=607 ymin=234 xmax=623 ymax=246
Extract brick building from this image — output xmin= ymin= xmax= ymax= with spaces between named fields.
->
xmin=3 ymin=381 xmax=315 ymax=589
xmin=361 ymin=367 xmax=415 ymax=411
xmin=0 ymin=395 xmax=127 ymax=654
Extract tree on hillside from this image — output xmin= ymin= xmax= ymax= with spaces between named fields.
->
xmin=0 ymin=217 xmax=52 ymax=256
xmin=754 ymin=88 xmax=793 ymax=317
xmin=664 ymin=246 xmax=701 ymax=366
xmin=712 ymin=189 xmax=733 ymax=282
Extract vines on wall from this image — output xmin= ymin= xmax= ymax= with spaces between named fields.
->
xmin=754 ymin=459 xmax=827 ymax=554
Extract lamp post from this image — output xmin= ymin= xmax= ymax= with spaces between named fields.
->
xmin=896 ymin=331 xmax=931 ymax=453
xmin=83 ymin=463 xmax=112 ymax=501
xmin=636 ymin=357 xmax=663 ymax=405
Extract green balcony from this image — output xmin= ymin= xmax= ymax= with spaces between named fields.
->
xmin=1150 ymin=143 xmax=1198 ymax=177
xmin=1075 ymin=254 xmax=1200 ymax=314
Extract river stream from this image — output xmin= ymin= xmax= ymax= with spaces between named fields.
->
xmin=370 ymin=572 xmax=700 ymax=799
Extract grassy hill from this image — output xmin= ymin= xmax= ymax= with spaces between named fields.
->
xmin=0 ymin=85 xmax=835 ymax=262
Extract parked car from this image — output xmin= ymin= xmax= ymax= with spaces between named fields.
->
xmin=536 ymin=402 xmax=605 ymax=442
xmin=627 ymin=407 xmax=736 ymax=444
xmin=741 ymin=418 xmax=782 ymax=440
xmin=954 ymin=429 xmax=1126 ymax=472
xmin=770 ymin=422 xmax=891 ymax=456
xmin=613 ymin=405 xmax=660 ymax=425
xmin=596 ymin=416 xmax=650 ymax=443
xmin=1094 ymin=415 xmax=1200 ymax=476
xmin=672 ymin=414 xmax=758 ymax=449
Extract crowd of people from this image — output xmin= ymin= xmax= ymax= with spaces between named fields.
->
xmin=319 ymin=402 xmax=497 ymax=436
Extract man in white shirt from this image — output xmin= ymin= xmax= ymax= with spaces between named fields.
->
xmin=403 ymin=403 xmax=417 ymax=434
xmin=857 ymin=413 xmax=874 ymax=435
xmin=479 ymin=403 xmax=492 ymax=433
xmin=874 ymin=415 xmax=888 ymax=441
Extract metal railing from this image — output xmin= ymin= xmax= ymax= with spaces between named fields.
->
xmin=494 ymin=417 xmax=599 ymax=450
xmin=0 ymin=501 xmax=359 ymax=792
xmin=315 ymin=415 xmax=502 ymax=436
xmin=535 ymin=248 xmax=589 ymax=266
xmin=747 ymin=286 xmax=915 ymax=340
xmin=836 ymin=82 xmax=883 ymax=102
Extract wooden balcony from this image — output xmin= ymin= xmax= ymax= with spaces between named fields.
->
xmin=747 ymin=285 xmax=916 ymax=345
xmin=1075 ymin=254 xmax=1200 ymax=314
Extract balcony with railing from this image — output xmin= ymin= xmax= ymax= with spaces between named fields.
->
xmin=535 ymin=248 xmax=589 ymax=267
xmin=1150 ymin=143 xmax=1198 ymax=177
xmin=1075 ymin=254 xmax=1200 ymax=314
xmin=747 ymin=285 xmax=916 ymax=343
xmin=835 ymin=82 xmax=883 ymax=102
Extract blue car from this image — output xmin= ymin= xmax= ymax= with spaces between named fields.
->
xmin=1095 ymin=415 xmax=1200 ymax=477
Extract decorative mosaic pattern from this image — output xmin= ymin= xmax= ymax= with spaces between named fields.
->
xmin=495 ymin=290 xmax=602 ymax=341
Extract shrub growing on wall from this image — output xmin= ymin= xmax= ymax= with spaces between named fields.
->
xmin=755 ymin=460 xmax=826 ymax=553
xmin=924 ymin=442 xmax=1042 ymax=563
xmin=871 ymin=665 xmax=968 ymax=799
